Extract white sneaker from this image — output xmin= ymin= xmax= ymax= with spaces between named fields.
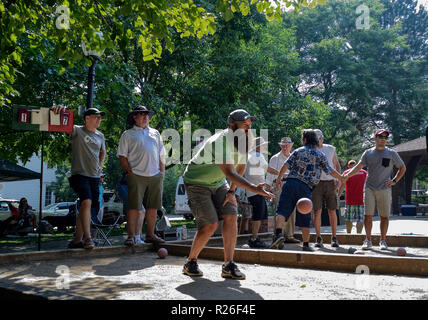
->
xmin=361 ymin=239 xmax=372 ymax=250
xmin=379 ymin=240 xmax=388 ymax=250
xmin=134 ymin=236 xmax=145 ymax=245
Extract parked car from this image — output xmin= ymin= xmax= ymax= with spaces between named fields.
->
xmin=174 ymin=176 xmax=193 ymax=220
xmin=0 ymin=198 xmax=19 ymax=222
xmin=42 ymin=202 xmax=76 ymax=218
xmin=42 ymin=202 xmax=77 ymax=231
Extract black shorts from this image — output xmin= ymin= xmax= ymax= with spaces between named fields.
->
xmin=69 ymin=174 xmax=100 ymax=211
xmin=248 ymin=194 xmax=268 ymax=221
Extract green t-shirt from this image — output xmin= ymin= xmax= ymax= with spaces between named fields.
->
xmin=183 ymin=129 xmax=248 ymax=188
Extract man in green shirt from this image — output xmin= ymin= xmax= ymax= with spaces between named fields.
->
xmin=182 ymin=109 xmax=274 ymax=280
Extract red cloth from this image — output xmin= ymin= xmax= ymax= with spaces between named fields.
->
xmin=344 ymin=169 xmax=367 ymax=205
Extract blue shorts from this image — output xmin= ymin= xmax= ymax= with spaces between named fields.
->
xmin=69 ymin=174 xmax=100 ymax=208
xmin=70 ymin=175 xmax=101 ymax=219
xmin=276 ymin=178 xmax=312 ymax=228
xmin=248 ymin=194 xmax=268 ymax=221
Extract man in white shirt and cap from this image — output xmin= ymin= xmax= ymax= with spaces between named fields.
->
xmin=266 ymin=137 xmax=300 ymax=243
xmin=244 ymin=137 xmax=270 ymax=248
xmin=117 ymin=106 xmax=166 ymax=246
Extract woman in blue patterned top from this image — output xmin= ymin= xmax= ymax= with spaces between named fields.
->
xmin=270 ymin=129 xmax=345 ymax=251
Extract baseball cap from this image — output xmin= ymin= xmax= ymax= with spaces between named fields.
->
xmin=347 ymin=159 xmax=357 ymax=166
xmin=227 ymin=109 xmax=257 ymax=124
xmin=314 ymin=129 xmax=324 ymax=140
xmin=84 ymin=108 xmax=105 ymax=117
xmin=374 ymin=129 xmax=390 ymax=137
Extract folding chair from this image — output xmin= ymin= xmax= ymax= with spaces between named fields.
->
xmin=76 ymin=198 xmax=124 ymax=247
xmin=90 ymin=207 xmax=124 ymax=247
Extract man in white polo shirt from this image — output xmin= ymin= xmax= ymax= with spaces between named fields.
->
xmin=266 ymin=137 xmax=300 ymax=243
xmin=117 ymin=106 xmax=165 ymax=246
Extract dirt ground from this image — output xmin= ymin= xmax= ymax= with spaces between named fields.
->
xmin=0 ymin=216 xmax=427 ymax=301
xmin=0 ymin=250 xmax=427 ymax=300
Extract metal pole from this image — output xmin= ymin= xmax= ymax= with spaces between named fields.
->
xmin=86 ymin=56 xmax=99 ymax=110
xmin=38 ymin=131 xmax=45 ymax=251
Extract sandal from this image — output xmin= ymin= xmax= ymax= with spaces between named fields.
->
xmin=124 ymin=236 xmax=135 ymax=247
xmin=68 ymin=240 xmax=84 ymax=249
xmin=84 ymin=238 xmax=94 ymax=250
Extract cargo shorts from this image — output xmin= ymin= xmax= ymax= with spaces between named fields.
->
xmin=127 ymin=173 xmax=163 ymax=210
xmin=364 ymin=188 xmax=391 ymax=217
xmin=312 ymin=180 xmax=338 ymax=211
xmin=184 ymin=182 xmax=237 ymax=230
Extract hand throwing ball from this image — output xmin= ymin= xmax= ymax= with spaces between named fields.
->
xmin=157 ymin=248 xmax=168 ymax=259
xmin=397 ymin=247 xmax=406 ymax=256
xmin=296 ymin=198 xmax=313 ymax=214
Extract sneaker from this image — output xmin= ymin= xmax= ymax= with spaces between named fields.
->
xmin=67 ymin=240 xmax=84 ymax=249
xmin=331 ymin=237 xmax=340 ymax=248
xmin=183 ymin=259 xmax=203 ymax=277
xmin=285 ymin=237 xmax=301 ymax=244
xmin=302 ymin=245 xmax=315 ymax=252
xmin=269 ymin=233 xmax=285 ymax=249
xmin=315 ymin=236 xmax=324 ymax=248
xmin=361 ymin=239 xmax=373 ymax=250
xmin=83 ymin=238 xmax=94 ymax=250
xmin=379 ymin=240 xmax=388 ymax=250
xmin=221 ymin=261 xmax=246 ymax=280
xmin=124 ymin=236 xmax=135 ymax=247
xmin=135 ymin=236 xmax=144 ymax=245
xmin=248 ymin=237 xmax=267 ymax=248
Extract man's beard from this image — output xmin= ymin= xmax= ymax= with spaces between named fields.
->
xmin=229 ymin=124 xmax=254 ymax=154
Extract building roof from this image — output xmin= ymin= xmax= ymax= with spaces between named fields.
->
xmin=392 ymin=136 xmax=427 ymax=154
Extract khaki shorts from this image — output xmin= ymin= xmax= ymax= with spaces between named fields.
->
xmin=312 ymin=180 xmax=338 ymax=211
xmin=127 ymin=173 xmax=164 ymax=210
xmin=364 ymin=188 xmax=391 ymax=217
xmin=185 ymin=183 xmax=237 ymax=229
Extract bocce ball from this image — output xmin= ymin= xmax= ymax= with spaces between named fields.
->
xmin=397 ymin=247 xmax=406 ymax=256
xmin=157 ymin=248 xmax=168 ymax=259
xmin=296 ymin=198 xmax=313 ymax=214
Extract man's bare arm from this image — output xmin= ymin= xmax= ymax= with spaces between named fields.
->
xmin=344 ymin=162 xmax=364 ymax=180
xmin=218 ymin=163 xmax=274 ymax=199
xmin=119 ymin=156 xmax=133 ymax=175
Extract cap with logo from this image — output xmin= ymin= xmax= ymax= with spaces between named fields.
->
xmin=84 ymin=108 xmax=105 ymax=117
xmin=227 ymin=109 xmax=257 ymax=124
xmin=374 ymin=129 xmax=390 ymax=137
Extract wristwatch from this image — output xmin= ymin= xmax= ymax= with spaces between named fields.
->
xmin=227 ymin=189 xmax=236 ymax=195
xmin=393 ymin=178 xmax=397 ymax=183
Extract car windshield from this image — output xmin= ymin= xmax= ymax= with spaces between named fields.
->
xmin=44 ymin=204 xmax=57 ymax=210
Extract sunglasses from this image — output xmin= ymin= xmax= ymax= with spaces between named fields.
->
xmin=376 ymin=135 xmax=388 ymax=139
xmin=136 ymin=112 xmax=149 ymax=116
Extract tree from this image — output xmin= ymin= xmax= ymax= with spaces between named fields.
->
xmin=0 ymin=0 xmax=325 ymax=107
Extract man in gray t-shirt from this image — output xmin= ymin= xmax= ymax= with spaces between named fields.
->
xmin=71 ymin=125 xmax=106 ymax=177
xmin=53 ymin=106 xmax=106 ymax=249
xmin=344 ymin=129 xmax=406 ymax=251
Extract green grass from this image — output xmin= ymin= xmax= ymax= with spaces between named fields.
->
xmin=0 ymin=220 xmax=196 ymax=247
